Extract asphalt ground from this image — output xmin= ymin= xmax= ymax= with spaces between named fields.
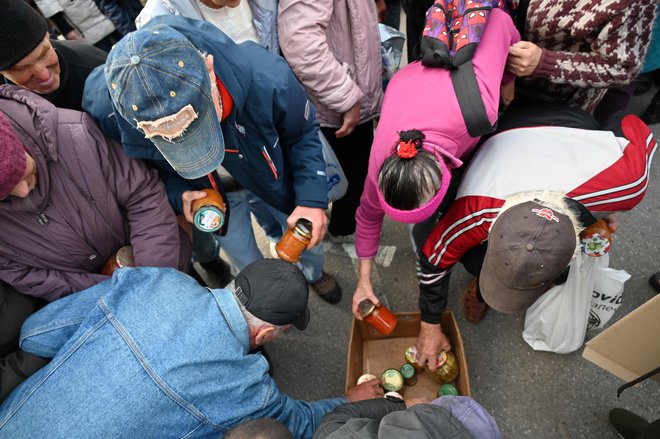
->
xmin=259 ymin=96 xmax=660 ymax=438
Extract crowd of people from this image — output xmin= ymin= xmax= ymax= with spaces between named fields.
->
xmin=0 ymin=0 xmax=658 ymax=437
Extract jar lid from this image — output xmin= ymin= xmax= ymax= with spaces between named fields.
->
xmin=435 ymin=351 xmax=448 ymax=368
xmin=381 ymin=369 xmax=404 ymax=392
xmin=404 ymin=346 xmax=418 ymax=364
xmin=294 ymin=218 xmax=313 ymax=238
xmin=116 ymin=245 xmax=135 ymax=268
xmin=358 ymin=299 xmax=376 ymax=318
xmin=400 ymin=363 xmax=416 ymax=379
xmin=193 ymin=206 xmax=225 ymax=232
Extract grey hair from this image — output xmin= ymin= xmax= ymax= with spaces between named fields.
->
xmin=225 ymin=419 xmax=294 ymax=439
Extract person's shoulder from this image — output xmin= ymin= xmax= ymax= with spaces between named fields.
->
xmin=52 ymin=40 xmax=107 ymax=67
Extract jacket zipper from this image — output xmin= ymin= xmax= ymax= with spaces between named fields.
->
xmin=261 ymin=146 xmax=278 ymax=180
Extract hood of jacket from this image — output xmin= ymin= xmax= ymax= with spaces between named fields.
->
xmin=0 ymin=85 xmax=61 ymax=212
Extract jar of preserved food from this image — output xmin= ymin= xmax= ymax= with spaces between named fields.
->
xmin=404 ymin=346 xmax=425 ymax=372
xmin=438 ymin=383 xmax=458 ymax=397
xmin=275 ymin=218 xmax=312 ymax=262
xmin=191 ymin=189 xmax=226 ymax=233
xmin=101 ymin=245 xmax=135 ymax=276
xmin=427 ymin=350 xmax=459 ymax=383
xmin=580 ymin=219 xmax=612 ymax=257
xmin=400 ymin=363 xmax=418 ymax=386
xmin=358 ymin=299 xmax=397 ymax=335
xmin=381 ymin=368 xmax=404 ymax=393
xmin=356 ymin=373 xmax=378 ymax=385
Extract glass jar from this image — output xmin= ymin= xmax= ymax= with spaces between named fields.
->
xmin=427 ymin=350 xmax=459 ymax=383
xmin=275 ymin=218 xmax=312 ymax=263
xmin=404 ymin=346 xmax=425 ymax=372
xmin=381 ymin=368 xmax=404 ymax=393
xmin=358 ymin=299 xmax=398 ymax=335
xmin=191 ymin=189 xmax=226 ymax=233
xmin=580 ymin=219 xmax=612 ymax=257
xmin=438 ymin=383 xmax=458 ymax=397
xmin=400 ymin=363 xmax=418 ymax=386
xmin=101 ymin=245 xmax=135 ymax=276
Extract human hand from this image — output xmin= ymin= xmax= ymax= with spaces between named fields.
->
xmin=346 ymin=378 xmax=384 ymax=402
xmin=500 ymin=79 xmax=515 ymax=107
xmin=405 ymin=397 xmax=432 ymax=408
xmin=352 ymin=260 xmax=379 ymax=319
xmin=376 ymin=0 xmax=387 ymax=23
xmin=64 ymin=30 xmax=82 ymax=40
xmin=335 ymin=103 xmax=360 ymax=138
xmin=181 ymin=190 xmax=209 ymax=223
xmin=603 ymin=214 xmax=619 ymax=234
xmin=415 ymin=322 xmax=451 ymax=371
xmin=507 ymin=41 xmax=543 ymax=77
xmin=287 ymin=206 xmax=327 ymax=249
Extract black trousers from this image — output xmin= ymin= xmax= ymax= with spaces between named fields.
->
xmin=321 ymin=121 xmax=374 ymax=236
xmin=0 ymin=283 xmax=49 ymax=402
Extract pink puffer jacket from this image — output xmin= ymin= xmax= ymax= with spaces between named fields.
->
xmin=278 ymin=0 xmax=383 ymax=127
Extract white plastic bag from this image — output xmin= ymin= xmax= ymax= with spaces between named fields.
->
xmin=319 ymin=131 xmax=348 ymax=203
xmin=588 ymin=266 xmax=630 ymax=330
xmin=379 ymin=24 xmax=406 ymax=91
xmin=522 ymin=253 xmax=609 ymax=354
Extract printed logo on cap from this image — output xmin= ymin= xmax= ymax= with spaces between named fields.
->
xmin=532 ymin=207 xmax=559 ymax=222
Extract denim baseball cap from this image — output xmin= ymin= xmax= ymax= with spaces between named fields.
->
xmin=104 ymin=24 xmax=225 ymax=179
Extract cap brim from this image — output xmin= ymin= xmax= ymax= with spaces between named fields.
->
xmin=151 ymin=103 xmax=225 ymax=180
xmin=479 ymin=252 xmax=547 ymax=314
xmin=292 ymin=307 xmax=310 ymax=330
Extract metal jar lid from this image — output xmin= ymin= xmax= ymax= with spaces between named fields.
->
xmin=293 ymin=218 xmax=313 ymax=239
xmin=400 ymin=363 xmax=416 ymax=379
xmin=358 ymin=299 xmax=376 ymax=318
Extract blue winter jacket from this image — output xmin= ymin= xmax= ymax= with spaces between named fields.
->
xmin=0 ymin=268 xmax=346 ymax=438
xmin=82 ymin=15 xmax=328 ymax=215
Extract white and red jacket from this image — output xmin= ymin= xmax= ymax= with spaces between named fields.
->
xmin=418 ymin=115 xmax=656 ymax=323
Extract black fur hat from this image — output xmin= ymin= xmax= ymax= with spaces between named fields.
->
xmin=0 ymin=0 xmax=48 ymax=70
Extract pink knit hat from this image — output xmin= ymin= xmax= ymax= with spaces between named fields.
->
xmin=376 ymin=142 xmax=452 ymax=224
xmin=0 ymin=112 xmax=27 ymax=200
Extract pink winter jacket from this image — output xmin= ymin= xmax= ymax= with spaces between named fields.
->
xmin=278 ymin=0 xmax=383 ymax=127
xmin=355 ymin=8 xmax=520 ymax=259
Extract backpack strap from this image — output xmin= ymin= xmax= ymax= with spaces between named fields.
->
xmin=450 ymin=59 xmax=496 ymax=137
xmin=514 ymin=0 xmax=531 ymax=36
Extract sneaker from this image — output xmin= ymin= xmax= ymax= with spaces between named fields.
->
xmin=310 ymin=272 xmax=342 ymax=304
xmin=649 ymin=272 xmax=660 ymax=294
xmin=327 ymin=232 xmax=355 ymax=244
xmin=609 ymin=408 xmax=649 ymax=439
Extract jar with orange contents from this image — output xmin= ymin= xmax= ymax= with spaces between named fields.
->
xmin=358 ymin=299 xmax=398 ymax=335
xmin=275 ymin=218 xmax=312 ymax=263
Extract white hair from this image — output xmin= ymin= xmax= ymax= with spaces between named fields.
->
xmin=495 ymin=190 xmax=583 ymax=240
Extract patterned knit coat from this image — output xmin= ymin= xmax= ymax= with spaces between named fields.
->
xmin=518 ymin=0 xmax=658 ymax=113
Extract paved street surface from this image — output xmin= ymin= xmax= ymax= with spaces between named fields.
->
xmin=260 ymin=105 xmax=660 ymax=438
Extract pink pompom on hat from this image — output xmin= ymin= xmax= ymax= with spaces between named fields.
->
xmin=0 ymin=112 xmax=27 ymax=200
xmin=376 ymin=141 xmax=452 ymax=224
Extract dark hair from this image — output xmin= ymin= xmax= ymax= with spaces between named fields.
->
xmin=225 ymin=419 xmax=293 ymax=439
xmin=378 ymin=130 xmax=443 ymax=210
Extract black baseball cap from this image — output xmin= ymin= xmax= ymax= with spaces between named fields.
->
xmin=233 ymin=259 xmax=310 ymax=330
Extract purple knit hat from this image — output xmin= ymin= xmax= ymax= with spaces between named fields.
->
xmin=0 ymin=112 xmax=27 ymax=200
xmin=377 ymin=141 xmax=452 ymax=224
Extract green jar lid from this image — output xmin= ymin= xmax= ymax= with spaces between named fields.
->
xmin=400 ymin=363 xmax=416 ymax=379
xmin=439 ymin=383 xmax=458 ymax=397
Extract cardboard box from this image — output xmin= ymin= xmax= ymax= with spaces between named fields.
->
xmin=583 ymin=294 xmax=660 ymax=382
xmin=345 ymin=311 xmax=471 ymax=398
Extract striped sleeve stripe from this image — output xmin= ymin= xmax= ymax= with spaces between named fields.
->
xmin=428 ymin=210 xmax=500 ymax=265
xmin=574 ymin=134 xmax=657 ymax=207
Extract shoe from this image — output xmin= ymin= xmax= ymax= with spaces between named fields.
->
xmin=327 ymin=232 xmax=355 ymax=244
xmin=463 ymin=277 xmax=488 ymax=323
xmin=198 ymin=258 xmax=234 ymax=288
xmin=649 ymin=272 xmax=660 ymax=294
xmin=310 ymin=272 xmax=342 ymax=304
xmin=609 ymin=408 xmax=649 ymax=439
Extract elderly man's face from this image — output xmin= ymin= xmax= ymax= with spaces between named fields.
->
xmin=7 ymin=152 xmax=38 ymax=199
xmin=1 ymin=36 xmax=60 ymax=95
